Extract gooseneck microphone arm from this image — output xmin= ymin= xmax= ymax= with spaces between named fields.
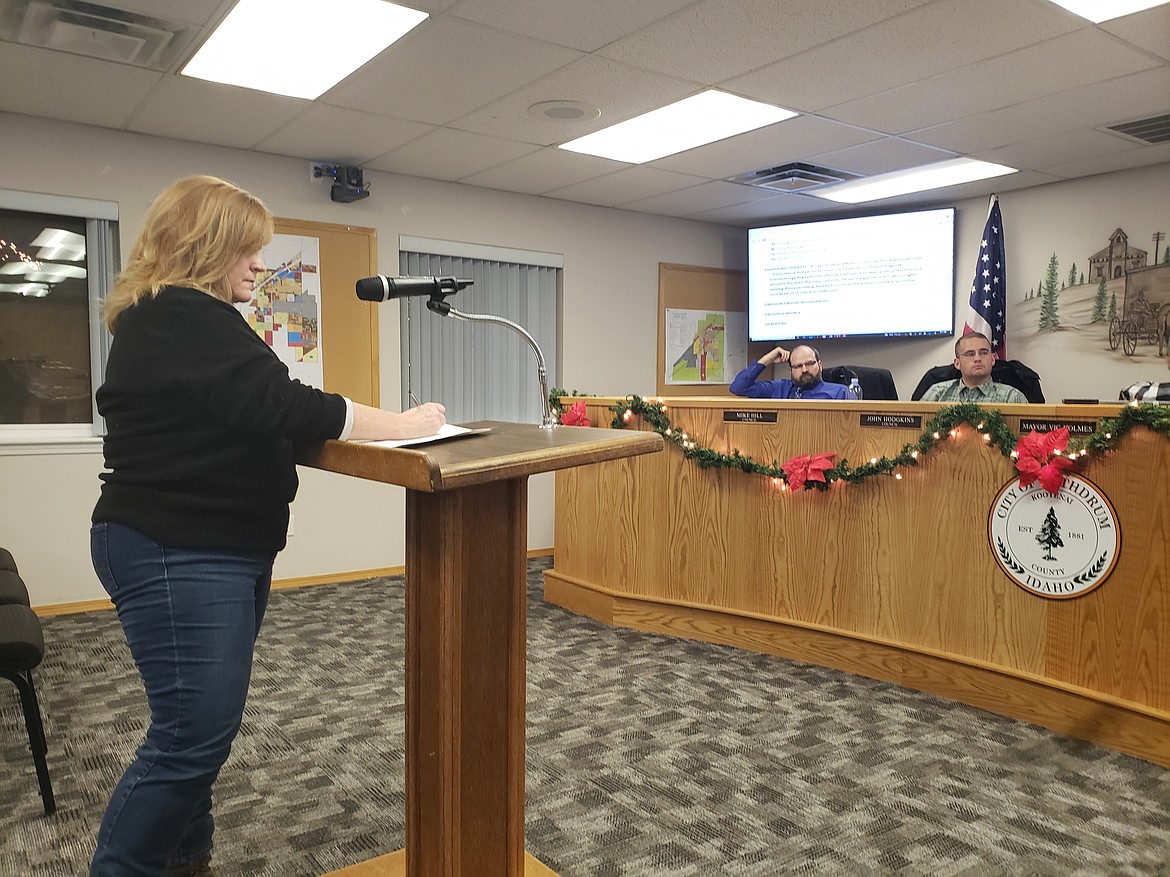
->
xmin=356 ymin=275 xmax=557 ymax=429
xmin=427 ymin=299 xmax=556 ymax=430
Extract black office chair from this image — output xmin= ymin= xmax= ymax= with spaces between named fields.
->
xmin=0 ymin=554 xmax=55 ymax=816
xmin=824 ymin=365 xmax=899 ymax=400
xmin=910 ymin=360 xmax=1044 ymax=403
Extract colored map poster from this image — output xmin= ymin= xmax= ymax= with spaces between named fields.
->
xmin=665 ymin=308 xmax=749 ymax=385
xmin=238 ymin=234 xmax=324 ymax=389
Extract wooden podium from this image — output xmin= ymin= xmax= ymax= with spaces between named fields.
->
xmin=300 ymin=422 xmax=662 ymax=877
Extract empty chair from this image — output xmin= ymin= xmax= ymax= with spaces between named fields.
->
xmin=823 ymin=365 xmax=899 ymax=400
xmin=911 ymin=360 xmax=1044 ymax=403
xmin=0 ymin=555 xmax=55 ymax=815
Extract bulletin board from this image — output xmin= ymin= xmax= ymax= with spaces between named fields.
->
xmin=275 ymin=217 xmax=379 ymax=407
xmin=656 ymin=262 xmax=773 ymax=396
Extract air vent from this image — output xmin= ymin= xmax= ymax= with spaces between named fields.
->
xmin=1106 ymin=112 xmax=1170 ymax=145
xmin=0 ymin=0 xmax=195 ymax=70
xmin=729 ymin=161 xmax=862 ymax=192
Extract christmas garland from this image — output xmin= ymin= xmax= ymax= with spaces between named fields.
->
xmin=548 ymin=390 xmax=1170 ymax=492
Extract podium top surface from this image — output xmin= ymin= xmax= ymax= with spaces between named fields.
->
xmin=298 ymin=420 xmax=663 ymax=492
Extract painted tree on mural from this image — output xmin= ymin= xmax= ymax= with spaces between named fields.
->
xmin=1090 ymin=276 xmax=1108 ymax=322
xmin=1107 ymin=292 xmax=1117 ymax=322
xmin=1039 ymin=254 xmax=1061 ymax=330
xmin=1066 ymin=262 xmax=1078 ymax=288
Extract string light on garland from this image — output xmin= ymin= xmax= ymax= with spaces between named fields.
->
xmin=546 ymin=391 xmax=1170 ymax=492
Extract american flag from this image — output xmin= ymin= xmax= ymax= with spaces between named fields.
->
xmin=963 ymin=194 xmax=1006 ymax=359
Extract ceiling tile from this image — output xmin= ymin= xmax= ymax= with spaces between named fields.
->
xmin=598 ymin=0 xmax=932 ymax=84
xmin=907 ymin=68 xmax=1170 ymax=154
xmin=450 ymin=0 xmax=695 ymax=52
xmin=621 ymin=179 xmax=777 ymax=218
xmin=977 ymin=127 xmax=1143 ymax=170
xmin=806 ymin=138 xmax=958 ymax=176
xmin=546 ymin=166 xmax=710 ymax=207
xmin=407 ymin=0 xmax=462 ymax=11
xmin=827 ymin=27 xmax=1159 ymax=135
xmin=651 ymin=115 xmax=881 ymax=179
xmin=688 ymin=193 xmax=841 ymax=225
xmin=726 ymin=0 xmax=1079 ymax=113
xmin=1100 ymin=4 xmax=1170 ymax=62
xmin=1025 ymin=143 xmax=1170 ymax=180
xmin=126 ymin=77 xmax=306 ymax=149
xmin=253 ymin=105 xmax=434 ymax=165
xmin=325 ymin=16 xmax=581 ymax=126
xmin=366 ymin=128 xmax=541 ymax=181
xmin=453 ymin=55 xmax=696 ymax=145
xmin=0 ymin=44 xmax=161 ymax=128
xmin=461 ymin=147 xmax=624 ymax=195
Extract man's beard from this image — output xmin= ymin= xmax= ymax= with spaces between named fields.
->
xmin=794 ymin=370 xmax=818 ymax=388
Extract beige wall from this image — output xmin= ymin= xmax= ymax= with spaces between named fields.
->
xmin=2 ymin=112 xmax=1168 ymax=604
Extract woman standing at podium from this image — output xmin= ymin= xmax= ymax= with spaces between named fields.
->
xmin=88 ymin=175 xmax=444 ymax=877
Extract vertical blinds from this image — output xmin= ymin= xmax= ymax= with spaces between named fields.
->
xmin=400 ymin=250 xmax=559 ymax=425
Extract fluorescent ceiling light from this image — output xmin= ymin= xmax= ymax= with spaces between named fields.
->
xmin=808 ymin=158 xmax=1017 ymax=204
xmin=0 ymin=282 xmax=50 ymax=296
xmin=32 ymin=228 xmax=85 ymax=261
xmin=1045 ymin=0 xmax=1169 ymax=22
xmin=559 ymin=90 xmax=798 ymax=164
xmin=182 ymin=0 xmax=428 ymax=99
xmin=0 ymin=262 xmax=87 ymax=281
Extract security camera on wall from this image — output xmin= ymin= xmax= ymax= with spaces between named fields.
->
xmin=310 ymin=162 xmax=370 ymax=203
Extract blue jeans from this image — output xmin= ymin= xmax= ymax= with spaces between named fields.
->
xmin=89 ymin=522 xmax=274 ymax=877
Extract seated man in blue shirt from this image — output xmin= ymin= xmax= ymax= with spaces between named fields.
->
xmin=919 ymin=332 xmax=1027 ymax=404
xmin=730 ymin=344 xmax=847 ymax=400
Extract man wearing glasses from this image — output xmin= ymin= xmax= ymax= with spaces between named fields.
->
xmin=729 ymin=344 xmax=847 ymax=400
xmin=919 ymin=332 xmax=1026 ymax=403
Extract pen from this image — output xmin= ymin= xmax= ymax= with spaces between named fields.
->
xmin=409 ymin=391 xmax=422 ymax=408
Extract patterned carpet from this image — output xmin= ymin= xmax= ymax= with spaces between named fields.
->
xmin=2 ymin=557 xmax=1168 ymax=876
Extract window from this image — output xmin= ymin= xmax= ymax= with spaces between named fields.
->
xmin=400 ymin=237 xmax=561 ymax=425
xmin=0 ymin=191 xmax=118 ymax=440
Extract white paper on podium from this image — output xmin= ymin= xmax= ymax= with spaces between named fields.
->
xmin=355 ymin=423 xmax=492 ymax=449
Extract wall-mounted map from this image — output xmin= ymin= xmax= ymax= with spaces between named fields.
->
xmin=238 ymin=234 xmax=324 ymax=390
xmin=665 ymin=308 xmax=749 ymax=385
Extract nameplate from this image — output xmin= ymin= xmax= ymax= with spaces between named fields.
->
xmin=723 ymin=410 xmax=778 ymax=423
xmin=860 ymin=413 xmax=923 ymax=429
xmin=1019 ymin=418 xmax=1098 ymax=435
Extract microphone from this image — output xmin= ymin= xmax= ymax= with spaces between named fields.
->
xmin=355 ymin=275 xmax=473 ymax=302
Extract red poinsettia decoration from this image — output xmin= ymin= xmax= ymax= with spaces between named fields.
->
xmin=559 ymin=400 xmax=592 ymax=427
xmin=1014 ymin=425 xmax=1077 ymax=493
xmin=781 ymin=452 xmax=836 ymax=490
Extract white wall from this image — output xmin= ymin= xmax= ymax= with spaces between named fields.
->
xmin=3 ymin=113 xmax=1168 ymax=605
xmin=0 ymin=113 xmax=741 ymax=604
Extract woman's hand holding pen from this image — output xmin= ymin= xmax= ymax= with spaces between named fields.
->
xmin=402 ymin=399 xmax=446 ymax=437
xmin=349 ymin=399 xmax=446 ymax=441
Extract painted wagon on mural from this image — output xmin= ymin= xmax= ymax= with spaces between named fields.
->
xmin=1095 ymin=228 xmax=1170 ymax=357
xmin=1108 ymin=294 xmax=1165 ymax=356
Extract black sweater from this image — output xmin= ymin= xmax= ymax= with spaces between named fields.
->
xmin=93 ymin=286 xmax=347 ymax=551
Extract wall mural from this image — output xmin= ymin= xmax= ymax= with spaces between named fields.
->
xmin=1019 ymin=226 xmax=1170 ymax=366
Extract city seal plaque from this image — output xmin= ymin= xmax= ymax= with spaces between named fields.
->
xmin=988 ymin=474 xmax=1119 ymax=599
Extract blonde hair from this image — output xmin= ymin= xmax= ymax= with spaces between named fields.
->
xmin=104 ymin=175 xmax=273 ymax=331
